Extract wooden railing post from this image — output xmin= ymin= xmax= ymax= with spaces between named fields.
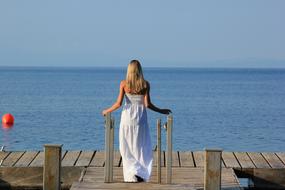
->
xmin=204 ymin=148 xmax=223 ymax=190
xmin=157 ymin=118 xmax=161 ymax=184
xmin=104 ymin=112 xmax=114 ymax=183
xmin=43 ymin=144 xmax=62 ymax=190
xmin=110 ymin=117 xmax=115 ymax=180
xmin=166 ymin=115 xmax=173 ymax=184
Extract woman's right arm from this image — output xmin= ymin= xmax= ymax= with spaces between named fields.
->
xmin=144 ymin=81 xmax=171 ymax=115
xmin=102 ymin=80 xmax=125 ymax=116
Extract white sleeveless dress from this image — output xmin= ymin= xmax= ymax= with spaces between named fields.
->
xmin=119 ymin=93 xmax=153 ymax=182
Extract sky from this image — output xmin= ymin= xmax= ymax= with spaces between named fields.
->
xmin=0 ymin=0 xmax=284 ymax=68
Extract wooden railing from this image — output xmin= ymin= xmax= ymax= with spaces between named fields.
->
xmin=157 ymin=115 xmax=173 ymax=184
xmin=104 ymin=113 xmax=114 ymax=183
xmin=8 ymin=118 xmax=223 ymax=190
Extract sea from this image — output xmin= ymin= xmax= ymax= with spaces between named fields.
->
xmin=1 ymin=66 xmax=285 ymax=152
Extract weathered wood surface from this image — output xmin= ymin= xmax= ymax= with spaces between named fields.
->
xmin=29 ymin=151 xmax=45 ymax=167
xmin=70 ymin=167 xmax=242 ymax=190
xmin=1 ymin=151 xmax=25 ymax=167
xmin=104 ymin=112 xmax=113 ymax=183
xmin=204 ymin=149 xmax=222 ymax=190
xmin=14 ymin=151 xmax=39 ymax=167
xmin=62 ymin=150 xmax=81 ymax=166
xmin=262 ymin=152 xmax=285 ymax=168
xmin=2 ymin=150 xmax=285 ymax=190
xmin=1 ymin=150 xmax=285 ymax=170
xmin=71 ymin=182 xmax=196 ymax=190
xmin=43 ymin=145 xmax=62 ymax=190
xmin=29 ymin=150 xmax=66 ymax=167
xmin=276 ymin=152 xmax=285 ymax=165
xmin=193 ymin=151 xmax=204 ymax=167
xmin=247 ymin=152 xmax=270 ymax=169
xmin=75 ymin=151 xmax=94 ymax=167
xmin=172 ymin=151 xmax=180 ymax=167
xmin=179 ymin=151 xmax=195 ymax=167
xmin=71 ymin=181 xmax=196 ymax=190
xmin=157 ymin=118 xmax=162 ymax=183
xmin=0 ymin=167 xmax=83 ymax=189
xmin=90 ymin=151 xmax=105 ymax=167
xmin=234 ymin=152 xmax=255 ymax=169
xmin=0 ymin=151 xmax=10 ymax=162
xmin=222 ymin=152 xmax=240 ymax=168
xmin=166 ymin=115 xmax=173 ymax=184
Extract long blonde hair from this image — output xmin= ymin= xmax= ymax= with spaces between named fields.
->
xmin=126 ymin=60 xmax=147 ymax=94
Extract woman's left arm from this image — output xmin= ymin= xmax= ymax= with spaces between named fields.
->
xmin=102 ymin=81 xmax=125 ymax=116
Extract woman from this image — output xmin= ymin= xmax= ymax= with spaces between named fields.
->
xmin=102 ymin=60 xmax=171 ymax=182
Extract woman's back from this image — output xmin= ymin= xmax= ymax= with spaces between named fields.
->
xmin=124 ymin=93 xmax=145 ymax=105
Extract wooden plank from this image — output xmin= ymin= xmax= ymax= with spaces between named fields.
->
xmin=71 ymin=182 xmax=196 ymax=190
xmin=71 ymin=181 xmax=196 ymax=190
xmin=29 ymin=150 xmax=67 ymax=167
xmin=14 ymin=151 xmax=39 ymax=167
xmin=90 ymin=151 xmax=105 ymax=167
xmin=222 ymin=152 xmax=240 ymax=168
xmin=179 ymin=151 xmax=194 ymax=167
xmin=0 ymin=151 xmax=10 ymax=162
xmin=247 ymin=152 xmax=271 ymax=168
xmin=194 ymin=151 xmax=225 ymax=168
xmin=193 ymin=151 xmax=204 ymax=167
xmin=172 ymin=151 xmax=180 ymax=167
xmin=61 ymin=150 xmax=67 ymax=159
xmin=276 ymin=152 xmax=285 ymax=165
xmin=79 ymin=167 xmax=242 ymax=189
xmin=234 ymin=152 xmax=255 ymax=169
xmin=1 ymin=151 xmax=25 ymax=166
xmin=62 ymin=150 xmax=81 ymax=166
xmin=71 ymin=167 xmax=242 ymax=190
xmin=262 ymin=152 xmax=285 ymax=168
xmin=29 ymin=151 xmax=44 ymax=166
xmin=0 ymin=152 xmax=10 ymax=167
xmin=75 ymin=151 xmax=94 ymax=166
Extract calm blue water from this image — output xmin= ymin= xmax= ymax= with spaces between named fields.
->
xmin=1 ymin=67 xmax=285 ymax=152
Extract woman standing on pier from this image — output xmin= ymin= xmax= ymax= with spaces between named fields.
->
xmin=102 ymin=60 xmax=171 ymax=182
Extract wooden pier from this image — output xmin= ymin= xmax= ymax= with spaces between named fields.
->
xmin=71 ymin=167 xmax=240 ymax=190
xmin=1 ymin=150 xmax=285 ymax=189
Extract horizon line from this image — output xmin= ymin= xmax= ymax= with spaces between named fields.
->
xmin=1 ymin=64 xmax=285 ymax=69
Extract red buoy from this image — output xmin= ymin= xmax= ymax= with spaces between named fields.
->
xmin=2 ymin=113 xmax=14 ymax=126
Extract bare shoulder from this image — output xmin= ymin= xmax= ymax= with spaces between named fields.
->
xmin=120 ymin=80 xmax=126 ymax=87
